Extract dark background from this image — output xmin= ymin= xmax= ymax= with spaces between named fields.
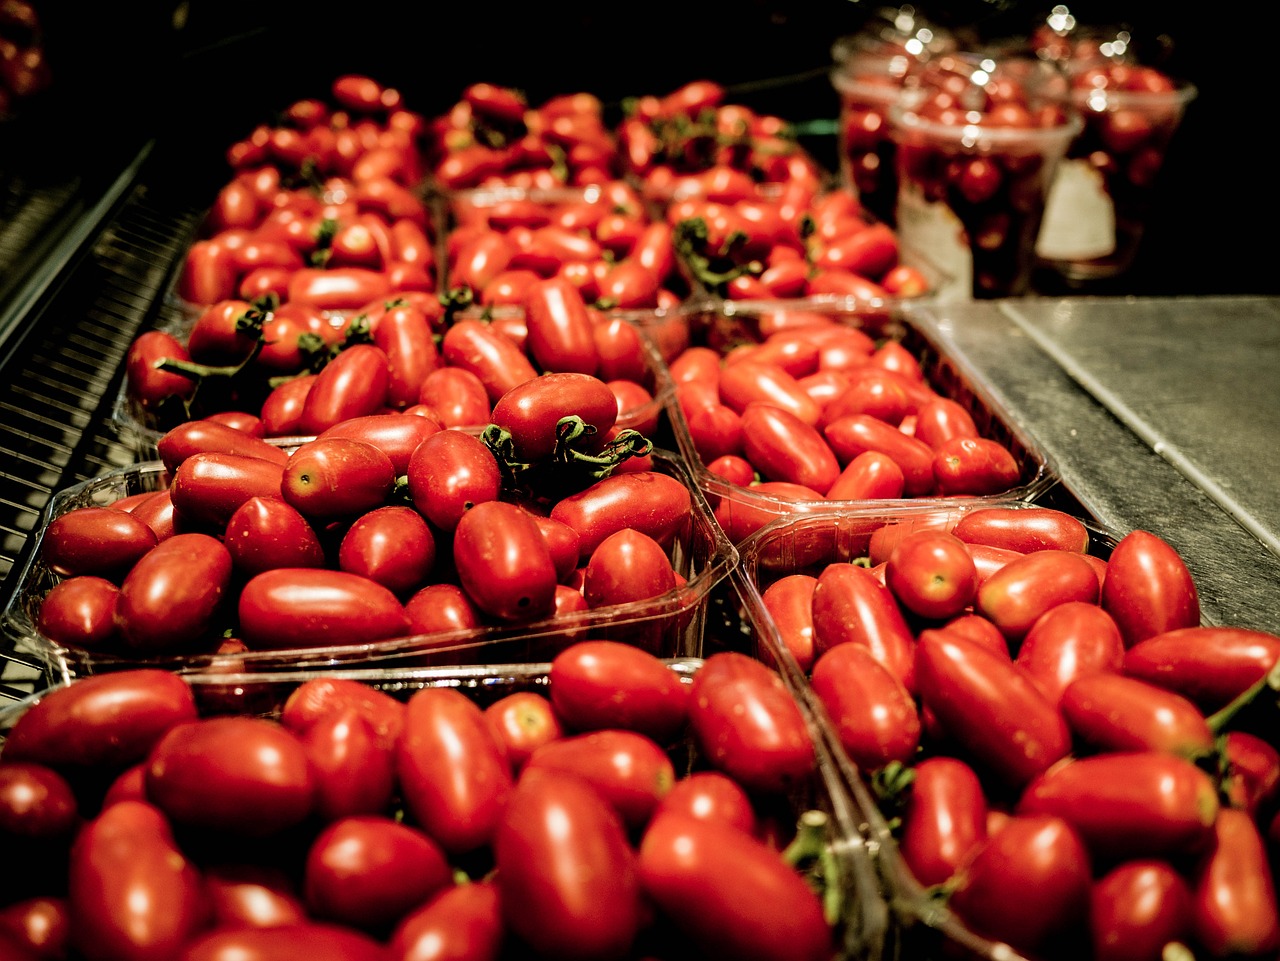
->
xmin=9 ymin=0 xmax=1270 ymax=298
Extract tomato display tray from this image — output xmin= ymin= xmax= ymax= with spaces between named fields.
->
xmin=0 ymin=450 xmax=738 ymax=681
xmin=732 ymin=507 xmax=1124 ymax=961
xmin=654 ymin=298 xmax=1059 ymax=542
xmin=0 ymin=658 xmax=888 ymax=961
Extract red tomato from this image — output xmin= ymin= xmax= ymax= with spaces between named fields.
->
xmin=287 ymin=267 xmax=390 ymax=312
xmin=452 ymin=500 xmax=558 ymax=622
xmin=35 ymin=575 xmax=121 ymax=650
xmin=1015 ymin=601 xmax=1125 ymax=704
xmin=1101 ymin=529 xmax=1201 ymax=648
xmin=810 ymin=562 xmax=916 ymax=692
xmin=915 ymin=630 xmax=1071 ymax=789
xmin=440 ymin=319 xmax=538 ymax=405
xmin=338 ymin=505 xmax=436 ymax=596
xmin=1090 ymin=859 xmax=1193 ymax=961
xmin=300 ymin=708 xmax=397 ymax=821
xmin=947 ymin=814 xmax=1092 ymax=956
xmin=952 ymin=507 xmax=1090 ymax=554
xmin=389 ymin=881 xmax=504 ymax=961
xmin=0 ymin=762 xmax=78 ymax=841
xmin=170 ymin=451 xmax=287 ymax=529
xmin=280 ymin=676 xmax=405 ymax=750
xmin=416 ymin=367 xmax=491 ymax=428
xmin=236 ymin=568 xmax=410 ymax=650
xmin=1017 ymin=751 xmax=1220 ymax=859
xmin=489 ymin=371 xmax=619 ymax=462
xmin=281 ymin=437 xmax=397 ymax=520
xmin=1122 ymin=627 xmax=1280 ymax=711
xmin=260 ymin=374 xmax=317 ymax=438
xmin=145 ymin=716 xmax=313 ymax=836
xmin=523 ymin=276 xmax=600 ymax=375
xmin=186 ymin=298 xmax=262 ymax=366
xmin=687 ymin=652 xmax=815 ymax=794
xmin=405 ymin=583 xmax=483 ymax=637
xmin=494 ymin=769 xmax=640 ymax=960
xmin=68 ymin=801 xmax=208 ymax=961
xmin=203 ymin=862 xmax=306 ymax=931
xmin=484 ymin=691 xmax=564 ymax=771
xmin=549 ymin=640 xmax=689 ymax=743
xmin=826 ymin=450 xmax=906 ymax=500
xmin=719 ymin=361 xmax=821 ymax=427
xmin=115 ymin=533 xmax=233 ymax=654
xmin=582 ymin=528 xmax=676 ymax=609
xmin=760 ymin=573 xmax=818 ymax=672
xmin=975 ymin=549 xmax=1100 ymax=643
xmin=303 ymin=815 xmax=452 ymax=932
xmin=0 ymin=896 xmax=70 ymax=960
xmin=179 ymin=924 xmax=390 ymax=961
xmin=1192 ymin=807 xmax=1280 ymax=957
xmin=372 ymin=302 xmax=442 ymax=409
xmin=823 ymin=414 xmax=936 ymax=496
xmin=298 ymin=344 xmax=392 ymax=435
xmin=549 ymin=470 xmax=691 ymax=559
xmin=397 ymin=687 xmax=514 ymax=855
xmin=931 ymin=436 xmax=1021 ymax=495
xmin=885 ymin=528 xmax=978 ymax=621
xmin=405 ymin=428 xmax=502 ymax=533
xmin=739 ymin=402 xmax=840 ymax=495
xmin=1060 ymin=672 xmax=1214 ymax=758
xmin=317 ymin=412 xmax=441 ymax=476
xmin=810 ymin=641 xmax=920 ymax=772
xmin=157 ymin=419 xmax=289 ymax=473
xmin=224 ymin=496 xmax=326 ymax=577
xmin=899 ymin=756 xmax=989 ymax=887
xmin=40 ymin=507 xmax=157 ymax=580
xmin=638 ymin=812 xmax=833 ymax=961
xmin=651 ymin=770 xmax=758 ymax=837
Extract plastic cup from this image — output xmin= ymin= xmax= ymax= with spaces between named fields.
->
xmin=1035 ymin=67 xmax=1197 ymax=284
xmin=887 ymin=53 xmax=1082 ymax=300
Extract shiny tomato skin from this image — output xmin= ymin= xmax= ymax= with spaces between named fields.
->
xmin=582 ymin=528 xmax=676 ymax=609
xmin=1122 ymin=626 xmax=1280 ymax=711
xmin=1101 ymin=529 xmax=1201 ymax=648
xmin=899 ymin=756 xmax=988 ymax=887
xmin=975 ymin=549 xmax=1100 ymax=643
xmin=170 ymin=452 xmax=288 ymax=529
xmin=281 ymin=437 xmax=397 ymax=520
xmin=524 ymin=729 xmax=675 ymax=831
xmin=760 ymin=573 xmax=818 ymax=673
xmin=826 ymin=450 xmax=906 ymax=501
xmin=440 ymin=319 xmax=538 ymax=405
xmin=389 ymin=880 xmax=504 ymax=961
xmin=549 ymin=470 xmax=691 ymax=559
xmin=224 ymin=495 xmax=326 ymax=577
xmin=145 ymin=716 xmax=313 ymax=836
xmin=41 ymin=507 xmax=157 ymax=581
xmin=912 ymin=396 xmax=979 ymax=449
xmin=157 ymin=419 xmax=289 ymax=473
xmin=885 ymin=528 xmax=978 ymax=621
xmin=822 ymin=414 xmax=936 ymax=496
xmin=405 ymin=583 xmax=483 ymax=637
xmin=125 ymin=330 xmax=196 ymax=410
xmin=494 ymin=769 xmax=640 ymax=961
xmin=68 ymin=800 xmax=209 ymax=961
xmin=300 ymin=708 xmax=397 ymax=821
xmin=1060 ymin=672 xmax=1215 ymax=758
xmin=810 ymin=641 xmax=920 ymax=772
xmin=947 ymin=814 xmax=1092 ymax=956
xmin=416 ymin=366 xmax=491 ymax=428
xmin=115 ymin=533 xmax=233 ymax=653
xmin=318 ymin=413 xmax=440 ymax=476
xmin=2 ymin=670 xmax=197 ymax=772
xmin=719 ymin=361 xmax=821 ymax=427
xmin=549 ymin=640 xmax=689 ymax=743
xmin=490 ymin=371 xmax=619 ymax=463
xmin=236 ymin=567 xmax=410 ymax=650
xmin=1191 ymin=807 xmax=1280 ymax=957
xmin=178 ymin=924 xmax=391 ymax=961
xmin=371 ymin=303 xmax=443 ymax=410
xmin=203 ymin=863 xmax=306 ymax=930
xmin=0 ymin=762 xmax=78 ymax=840
xmin=811 ymin=561 xmax=916 ymax=693
xmin=523 ymin=276 xmax=600 ymax=375
xmin=651 ymin=770 xmax=757 ymax=836
xmin=1015 ymin=600 xmax=1125 ymax=704
xmin=35 ymin=575 xmax=121 ymax=650
xmin=452 ymin=500 xmax=558 ymax=622
xmin=0 ymin=896 xmax=70 ymax=960
xmin=915 ymin=630 xmax=1070 ymax=789
xmin=688 ymin=652 xmax=815 ymax=794
xmin=638 ymin=812 xmax=834 ymax=961
xmin=303 ymin=815 xmax=452 ymax=932
xmin=1016 ymin=751 xmax=1220 ymax=859
xmin=338 ymin=505 xmax=436 ymax=597
xmin=298 ymin=344 xmax=392 ymax=436
xmin=280 ymin=676 xmax=406 ymax=750
xmin=1222 ymin=731 xmax=1280 ymax=820
xmin=485 ymin=692 xmax=564 ymax=771
xmin=931 ymin=436 xmax=1021 ymax=496
xmin=287 ymin=267 xmax=391 ymax=313
xmin=739 ymin=402 xmax=840 ymax=495
xmin=1090 ymin=859 xmax=1193 ymax=961
xmin=952 ymin=507 xmax=1090 ymax=554
xmin=405 ymin=428 xmax=502 ymax=533
xmin=260 ymin=374 xmax=316 ymax=438
xmin=397 ymin=687 xmax=514 ymax=856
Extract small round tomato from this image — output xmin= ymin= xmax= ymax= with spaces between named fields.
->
xmin=484 ymin=691 xmax=564 ymax=771
xmin=389 ymin=881 xmax=504 ymax=961
xmin=884 ymin=528 xmax=978 ymax=621
xmin=35 ymin=575 xmax=121 ymax=650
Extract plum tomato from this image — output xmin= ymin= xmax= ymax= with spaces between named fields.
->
xmin=281 ymin=437 xmax=398 ymax=520
xmin=405 ymin=427 xmax=503 ymax=534
xmin=40 ymin=507 xmax=158 ymax=580
xmin=484 ymin=691 xmax=565 ymax=771
xmin=452 ymin=499 xmax=558 ymax=622
xmin=549 ymin=640 xmax=689 ymax=743
xmin=236 ymin=568 xmax=411 ymax=651
xmin=1101 ymin=529 xmax=1201 ymax=648
xmin=115 ymin=532 xmax=233 ymax=654
xmin=884 ymin=528 xmax=978 ymax=621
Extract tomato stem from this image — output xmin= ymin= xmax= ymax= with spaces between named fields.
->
xmin=1204 ymin=656 xmax=1280 ymax=735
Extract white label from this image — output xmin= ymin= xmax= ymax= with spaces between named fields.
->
xmin=896 ymin=185 xmax=972 ymax=303
xmin=1035 ymin=159 xmax=1116 ymax=261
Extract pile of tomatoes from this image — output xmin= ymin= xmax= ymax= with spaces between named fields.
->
xmin=742 ymin=504 xmax=1280 ymax=961
xmin=0 ymin=643 xmax=852 ymax=961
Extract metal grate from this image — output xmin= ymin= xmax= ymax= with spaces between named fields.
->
xmin=0 ymin=168 xmax=206 ymax=697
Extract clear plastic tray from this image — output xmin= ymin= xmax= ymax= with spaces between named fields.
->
xmin=1 ymin=450 xmax=737 ymax=682
xmin=0 ymin=657 xmax=889 ymax=961
xmin=732 ymin=507 xmax=1124 ymax=961
xmin=654 ymin=298 xmax=1059 ymax=544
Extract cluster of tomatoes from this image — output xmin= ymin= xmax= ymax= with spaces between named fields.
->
xmin=35 ymin=366 xmax=714 ymax=669
xmin=663 ymin=302 xmax=1031 ymax=544
xmin=0 ymin=642 xmax=850 ymax=960
xmin=744 ymin=504 xmax=1280 ymax=961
